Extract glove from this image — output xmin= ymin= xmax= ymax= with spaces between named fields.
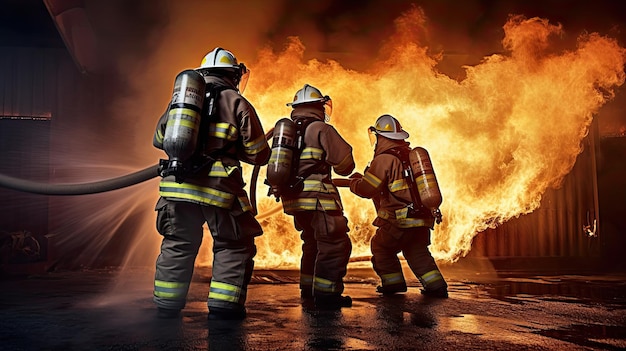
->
xmin=433 ymin=208 xmax=443 ymax=224
xmin=349 ymin=172 xmax=363 ymax=179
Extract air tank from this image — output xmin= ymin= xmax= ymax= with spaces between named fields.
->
xmin=409 ymin=147 xmax=443 ymax=210
xmin=163 ymin=69 xmax=206 ymax=174
xmin=267 ymin=118 xmax=297 ymax=187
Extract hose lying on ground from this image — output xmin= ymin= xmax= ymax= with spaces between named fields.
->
xmin=0 ymin=164 xmax=160 ymax=196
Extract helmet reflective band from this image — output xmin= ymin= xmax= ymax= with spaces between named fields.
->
xmin=372 ymin=114 xmax=409 ymax=140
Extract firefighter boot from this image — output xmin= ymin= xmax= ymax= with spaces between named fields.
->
xmin=314 ymin=294 xmax=352 ymax=310
xmin=208 ymin=306 xmax=247 ymax=320
xmin=420 ymin=286 xmax=448 ymax=298
xmin=376 ymin=283 xmax=407 ymax=295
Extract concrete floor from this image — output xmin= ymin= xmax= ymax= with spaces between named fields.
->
xmin=1 ymin=263 xmax=625 ymax=350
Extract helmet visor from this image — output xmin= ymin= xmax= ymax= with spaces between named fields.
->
xmin=368 ymin=127 xmax=377 ymax=146
xmin=324 ymin=98 xmax=333 ymax=118
xmin=238 ymin=66 xmax=250 ymax=93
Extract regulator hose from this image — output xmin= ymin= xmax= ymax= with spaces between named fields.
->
xmin=0 ymin=164 xmax=160 ymax=196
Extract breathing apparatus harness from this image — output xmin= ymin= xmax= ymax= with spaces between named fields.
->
xmin=158 ymin=83 xmax=235 ymax=183
xmin=266 ymin=116 xmax=329 ymax=200
xmin=381 ymin=146 xmax=431 ymax=219
xmin=290 ymin=116 xmax=331 ymax=191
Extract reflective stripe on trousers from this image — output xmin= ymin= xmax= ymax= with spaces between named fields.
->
xmin=418 ymin=269 xmax=446 ymax=289
xmin=381 ymin=272 xmax=405 ymax=286
xmin=154 ymin=280 xmax=189 ymax=300
xmin=313 ymin=276 xmax=340 ymax=294
xmin=208 ymin=280 xmax=245 ymax=304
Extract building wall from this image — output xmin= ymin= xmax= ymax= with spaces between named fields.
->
xmin=0 ymin=46 xmax=93 ymax=266
xmin=464 ymin=119 xmax=607 ymax=272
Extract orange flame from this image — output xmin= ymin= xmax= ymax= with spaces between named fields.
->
xmin=225 ymin=8 xmax=626 ymax=268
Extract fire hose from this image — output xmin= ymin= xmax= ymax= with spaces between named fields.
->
xmin=0 ymin=129 xmax=350 ymax=213
xmin=0 ymin=164 xmax=160 ymax=196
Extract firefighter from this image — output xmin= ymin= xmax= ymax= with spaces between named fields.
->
xmin=278 ymin=84 xmax=355 ymax=309
xmin=152 ymin=47 xmax=270 ymax=320
xmin=349 ymin=114 xmax=448 ymax=298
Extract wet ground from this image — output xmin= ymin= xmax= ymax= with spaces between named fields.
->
xmin=1 ymin=262 xmax=625 ymax=351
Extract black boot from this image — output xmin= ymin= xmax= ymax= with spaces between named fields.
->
xmin=420 ymin=286 xmax=448 ymax=298
xmin=314 ymin=295 xmax=352 ymax=309
xmin=376 ymin=283 xmax=407 ymax=295
xmin=208 ymin=306 xmax=247 ymax=320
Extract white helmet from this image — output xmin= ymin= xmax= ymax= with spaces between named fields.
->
xmin=196 ymin=47 xmax=250 ymax=92
xmin=197 ymin=47 xmax=240 ymax=71
xmin=287 ymin=84 xmax=333 ymax=118
xmin=371 ymin=114 xmax=409 ymax=140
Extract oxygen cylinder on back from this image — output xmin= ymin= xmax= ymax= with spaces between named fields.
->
xmin=409 ymin=147 xmax=442 ymax=210
xmin=267 ymin=118 xmax=297 ymax=187
xmin=163 ymin=69 xmax=206 ymax=176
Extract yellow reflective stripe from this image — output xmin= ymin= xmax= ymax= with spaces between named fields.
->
xmin=238 ymin=196 xmax=252 ymax=212
xmin=376 ymin=209 xmax=434 ymax=228
xmin=420 ymin=270 xmax=444 ymax=286
xmin=155 ymin=280 xmax=188 ymax=288
xmin=364 ymin=171 xmax=382 ymax=188
xmin=283 ymin=198 xmax=318 ymax=211
xmin=209 ymin=122 xmax=238 ymax=141
xmin=301 ymin=147 xmax=323 ymax=160
xmin=389 ymin=178 xmax=409 ymax=193
xmin=208 ymin=160 xmax=235 ymax=177
xmin=381 ymin=272 xmax=404 ymax=285
xmin=320 ymin=199 xmax=339 ymax=210
xmin=395 ymin=217 xmax=433 ymax=228
xmin=313 ymin=276 xmax=338 ymax=293
xmin=269 ymin=149 xmax=292 ymax=165
xmin=208 ymin=280 xmax=242 ymax=303
xmin=169 ymin=108 xmax=199 ymax=117
xmin=166 ymin=118 xmax=198 ymax=130
xmin=155 ymin=129 xmax=163 ymax=143
xmin=244 ymin=135 xmax=269 ymax=155
xmin=283 ymin=198 xmax=339 ymax=211
xmin=159 ymin=181 xmax=234 ymax=208
xmin=416 ymin=174 xmax=437 ymax=192
xmin=302 ymin=180 xmax=337 ymax=193
xmin=395 ymin=207 xmax=409 ymax=219
xmin=154 ymin=280 xmax=189 ymax=299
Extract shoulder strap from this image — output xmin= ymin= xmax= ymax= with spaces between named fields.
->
xmin=192 ymin=85 xmax=237 ymax=167
xmin=381 ymin=146 xmax=426 ymax=210
xmin=292 ymin=117 xmax=329 ymax=180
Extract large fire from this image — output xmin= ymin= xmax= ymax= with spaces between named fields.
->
xmin=45 ymin=6 xmax=626 ymax=270
xmin=222 ymin=8 xmax=625 ymax=268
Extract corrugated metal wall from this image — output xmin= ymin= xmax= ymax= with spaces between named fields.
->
xmin=0 ymin=47 xmax=63 ymax=119
xmin=0 ymin=47 xmax=82 ymax=239
xmin=467 ymin=119 xmax=602 ymax=263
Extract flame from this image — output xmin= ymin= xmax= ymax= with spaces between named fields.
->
xmin=225 ymin=8 xmax=626 ymax=267
xmin=46 ymin=6 xmax=625 ymax=270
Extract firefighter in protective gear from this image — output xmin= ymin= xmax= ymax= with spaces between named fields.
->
xmin=349 ymin=114 xmax=448 ymax=298
xmin=152 ymin=47 xmax=270 ymax=319
xmin=280 ymin=84 xmax=356 ymax=309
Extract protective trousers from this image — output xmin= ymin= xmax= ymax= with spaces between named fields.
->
xmin=293 ymin=210 xmax=352 ymax=297
xmin=371 ymin=223 xmax=447 ymax=292
xmin=153 ymin=198 xmax=259 ymax=312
